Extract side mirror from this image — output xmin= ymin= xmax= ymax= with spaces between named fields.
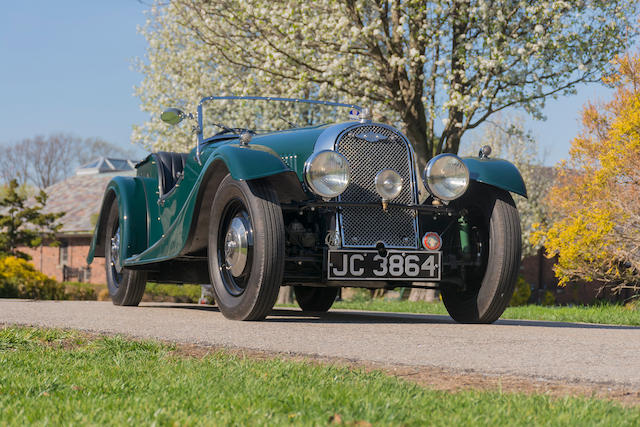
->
xmin=160 ymin=108 xmax=186 ymax=125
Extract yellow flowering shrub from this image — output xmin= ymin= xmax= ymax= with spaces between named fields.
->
xmin=0 ymin=256 xmax=65 ymax=300
xmin=533 ymin=54 xmax=640 ymax=293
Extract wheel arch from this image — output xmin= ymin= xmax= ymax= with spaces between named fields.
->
xmin=86 ymin=177 xmax=148 ymax=266
xmin=210 ymin=144 xmax=307 ymax=202
xmin=182 ymin=154 xmax=306 ymax=256
xmin=462 ymin=157 xmax=527 ymax=198
xmin=181 ymin=158 xmax=231 ymax=255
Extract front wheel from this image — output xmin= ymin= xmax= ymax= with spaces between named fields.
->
xmin=441 ymin=184 xmax=521 ymax=323
xmin=104 ymin=202 xmax=147 ymax=306
xmin=208 ymin=175 xmax=285 ymax=320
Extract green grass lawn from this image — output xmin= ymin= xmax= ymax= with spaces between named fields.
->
xmin=1 ymin=326 xmax=639 ymax=426
xmin=327 ymin=299 xmax=640 ymax=326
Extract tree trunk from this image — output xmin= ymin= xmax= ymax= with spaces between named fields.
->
xmin=440 ymin=1 xmax=468 ymax=156
xmin=442 ymin=126 xmax=463 ymax=154
xmin=408 ymin=288 xmax=439 ymax=302
xmin=404 ymin=116 xmax=431 ymax=169
xmin=276 ymin=286 xmax=294 ymax=305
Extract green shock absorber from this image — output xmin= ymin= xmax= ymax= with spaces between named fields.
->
xmin=459 ymin=216 xmax=471 ymax=261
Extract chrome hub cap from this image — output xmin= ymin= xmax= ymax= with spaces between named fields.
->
xmin=217 ymin=200 xmax=254 ymax=297
xmin=223 ymin=216 xmax=249 ymax=277
xmin=110 ymin=226 xmax=122 ymax=273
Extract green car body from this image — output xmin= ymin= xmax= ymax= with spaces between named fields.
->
xmin=87 ymin=125 xmax=525 ymax=272
xmin=88 ymin=96 xmax=526 ymax=322
xmin=88 ymin=125 xmax=320 ymax=275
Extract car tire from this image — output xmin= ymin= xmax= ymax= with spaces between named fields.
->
xmin=293 ymin=286 xmax=339 ymax=312
xmin=441 ymin=184 xmax=521 ymax=324
xmin=104 ymin=201 xmax=147 ymax=306
xmin=208 ymin=175 xmax=285 ymax=320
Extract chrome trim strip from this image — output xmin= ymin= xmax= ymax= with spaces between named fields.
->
xmin=314 ymin=122 xmax=361 ymax=152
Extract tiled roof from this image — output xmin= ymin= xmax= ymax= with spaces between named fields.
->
xmin=42 ymin=172 xmax=135 ymax=234
xmin=76 ymin=157 xmax=137 ymax=175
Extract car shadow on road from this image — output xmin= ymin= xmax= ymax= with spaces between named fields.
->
xmin=141 ymin=303 xmax=640 ymax=329
xmin=141 ymin=304 xmax=454 ymax=325
xmin=269 ymin=309 xmax=456 ymax=325
xmin=493 ymin=318 xmax=640 ymax=330
xmin=270 ymin=309 xmax=640 ymax=329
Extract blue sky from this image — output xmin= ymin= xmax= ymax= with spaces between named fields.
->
xmin=0 ymin=1 xmax=613 ymax=165
xmin=0 ymin=1 xmax=149 ymax=158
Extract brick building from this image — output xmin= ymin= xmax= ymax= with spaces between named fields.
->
xmin=519 ymin=248 xmax=635 ymax=304
xmin=21 ymin=158 xmax=137 ymax=284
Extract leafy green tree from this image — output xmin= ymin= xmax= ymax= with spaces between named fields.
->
xmin=0 ymin=180 xmax=64 ymax=259
xmin=134 ymin=0 xmax=636 ymax=163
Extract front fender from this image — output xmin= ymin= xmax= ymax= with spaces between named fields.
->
xmin=121 ymin=144 xmax=297 ymax=267
xmin=210 ymin=144 xmax=289 ymax=181
xmin=86 ymin=176 xmax=148 ymax=266
xmin=462 ymin=157 xmax=527 ymax=198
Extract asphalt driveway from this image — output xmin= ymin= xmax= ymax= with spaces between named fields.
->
xmin=1 ymin=299 xmax=639 ymax=388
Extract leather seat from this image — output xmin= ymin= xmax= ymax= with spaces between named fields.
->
xmin=155 ymin=151 xmax=189 ymax=196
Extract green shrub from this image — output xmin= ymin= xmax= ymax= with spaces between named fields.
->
xmin=509 ymin=276 xmax=532 ymax=307
xmin=541 ymin=290 xmax=556 ymax=306
xmin=626 ymin=298 xmax=640 ymax=311
xmin=98 ymin=288 xmax=110 ymax=301
xmin=345 ymin=288 xmax=373 ymax=303
xmin=144 ymin=283 xmax=201 ymax=303
xmin=0 ymin=256 xmax=65 ymax=300
xmin=64 ymin=282 xmax=97 ymax=300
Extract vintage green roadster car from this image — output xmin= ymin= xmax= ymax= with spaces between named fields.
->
xmin=87 ymin=96 xmax=525 ymax=322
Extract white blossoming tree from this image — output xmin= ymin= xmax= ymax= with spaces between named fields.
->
xmin=460 ymin=116 xmax=554 ymax=257
xmin=134 ymin=0 xmax=636 ymax=163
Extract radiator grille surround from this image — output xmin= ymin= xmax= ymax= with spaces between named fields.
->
xmin=335 ymin=124 xmax=419 ymax=248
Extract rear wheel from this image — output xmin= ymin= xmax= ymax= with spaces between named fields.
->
xmin=208 ymin=175 xmax=285 ymax=320
xmin=294 ymin=286 xmax=338 ymax=312
xmin=441 ymin=184 xmax=521 ymax=323
xmin=104 ymin=202 xmax=147 ymax=306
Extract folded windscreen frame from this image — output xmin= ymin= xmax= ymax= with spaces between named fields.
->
xmin=198 ymin=96 xmax=362 ymax=141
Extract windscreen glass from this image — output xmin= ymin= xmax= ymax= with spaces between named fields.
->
xmin=200 ymin=97 xmax=361 ymax=140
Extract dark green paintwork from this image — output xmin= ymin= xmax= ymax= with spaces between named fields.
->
xmin=86 ymin=126 xmax=323 ymax=267
xmin=239 ymin=127 xmax=322 ymax=179
xmin=86 ymin=176 xmax=148 ymax=267
xmin=87 ymin=122 xmax=526 ymax=268
xmin=462 ymin=157 xmax=527 ymax=198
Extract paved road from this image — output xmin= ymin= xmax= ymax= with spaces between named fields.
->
xmin=1 ymin=300 xmax=639 ymax=387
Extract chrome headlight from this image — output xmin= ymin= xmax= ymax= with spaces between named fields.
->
xmin=375 ymin=169 xmax=403 ymax=200
xmin=424 ymin=154 xmax=469 ymax=201
xmin=304 ymin=150 xmax=350 ymax=198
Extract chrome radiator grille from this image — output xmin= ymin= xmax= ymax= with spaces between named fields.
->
xmin=336 ymin=125 xmax=418 ymax=248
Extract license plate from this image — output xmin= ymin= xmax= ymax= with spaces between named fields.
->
xmin=327 ymin=250 xmax=441 ymax=281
